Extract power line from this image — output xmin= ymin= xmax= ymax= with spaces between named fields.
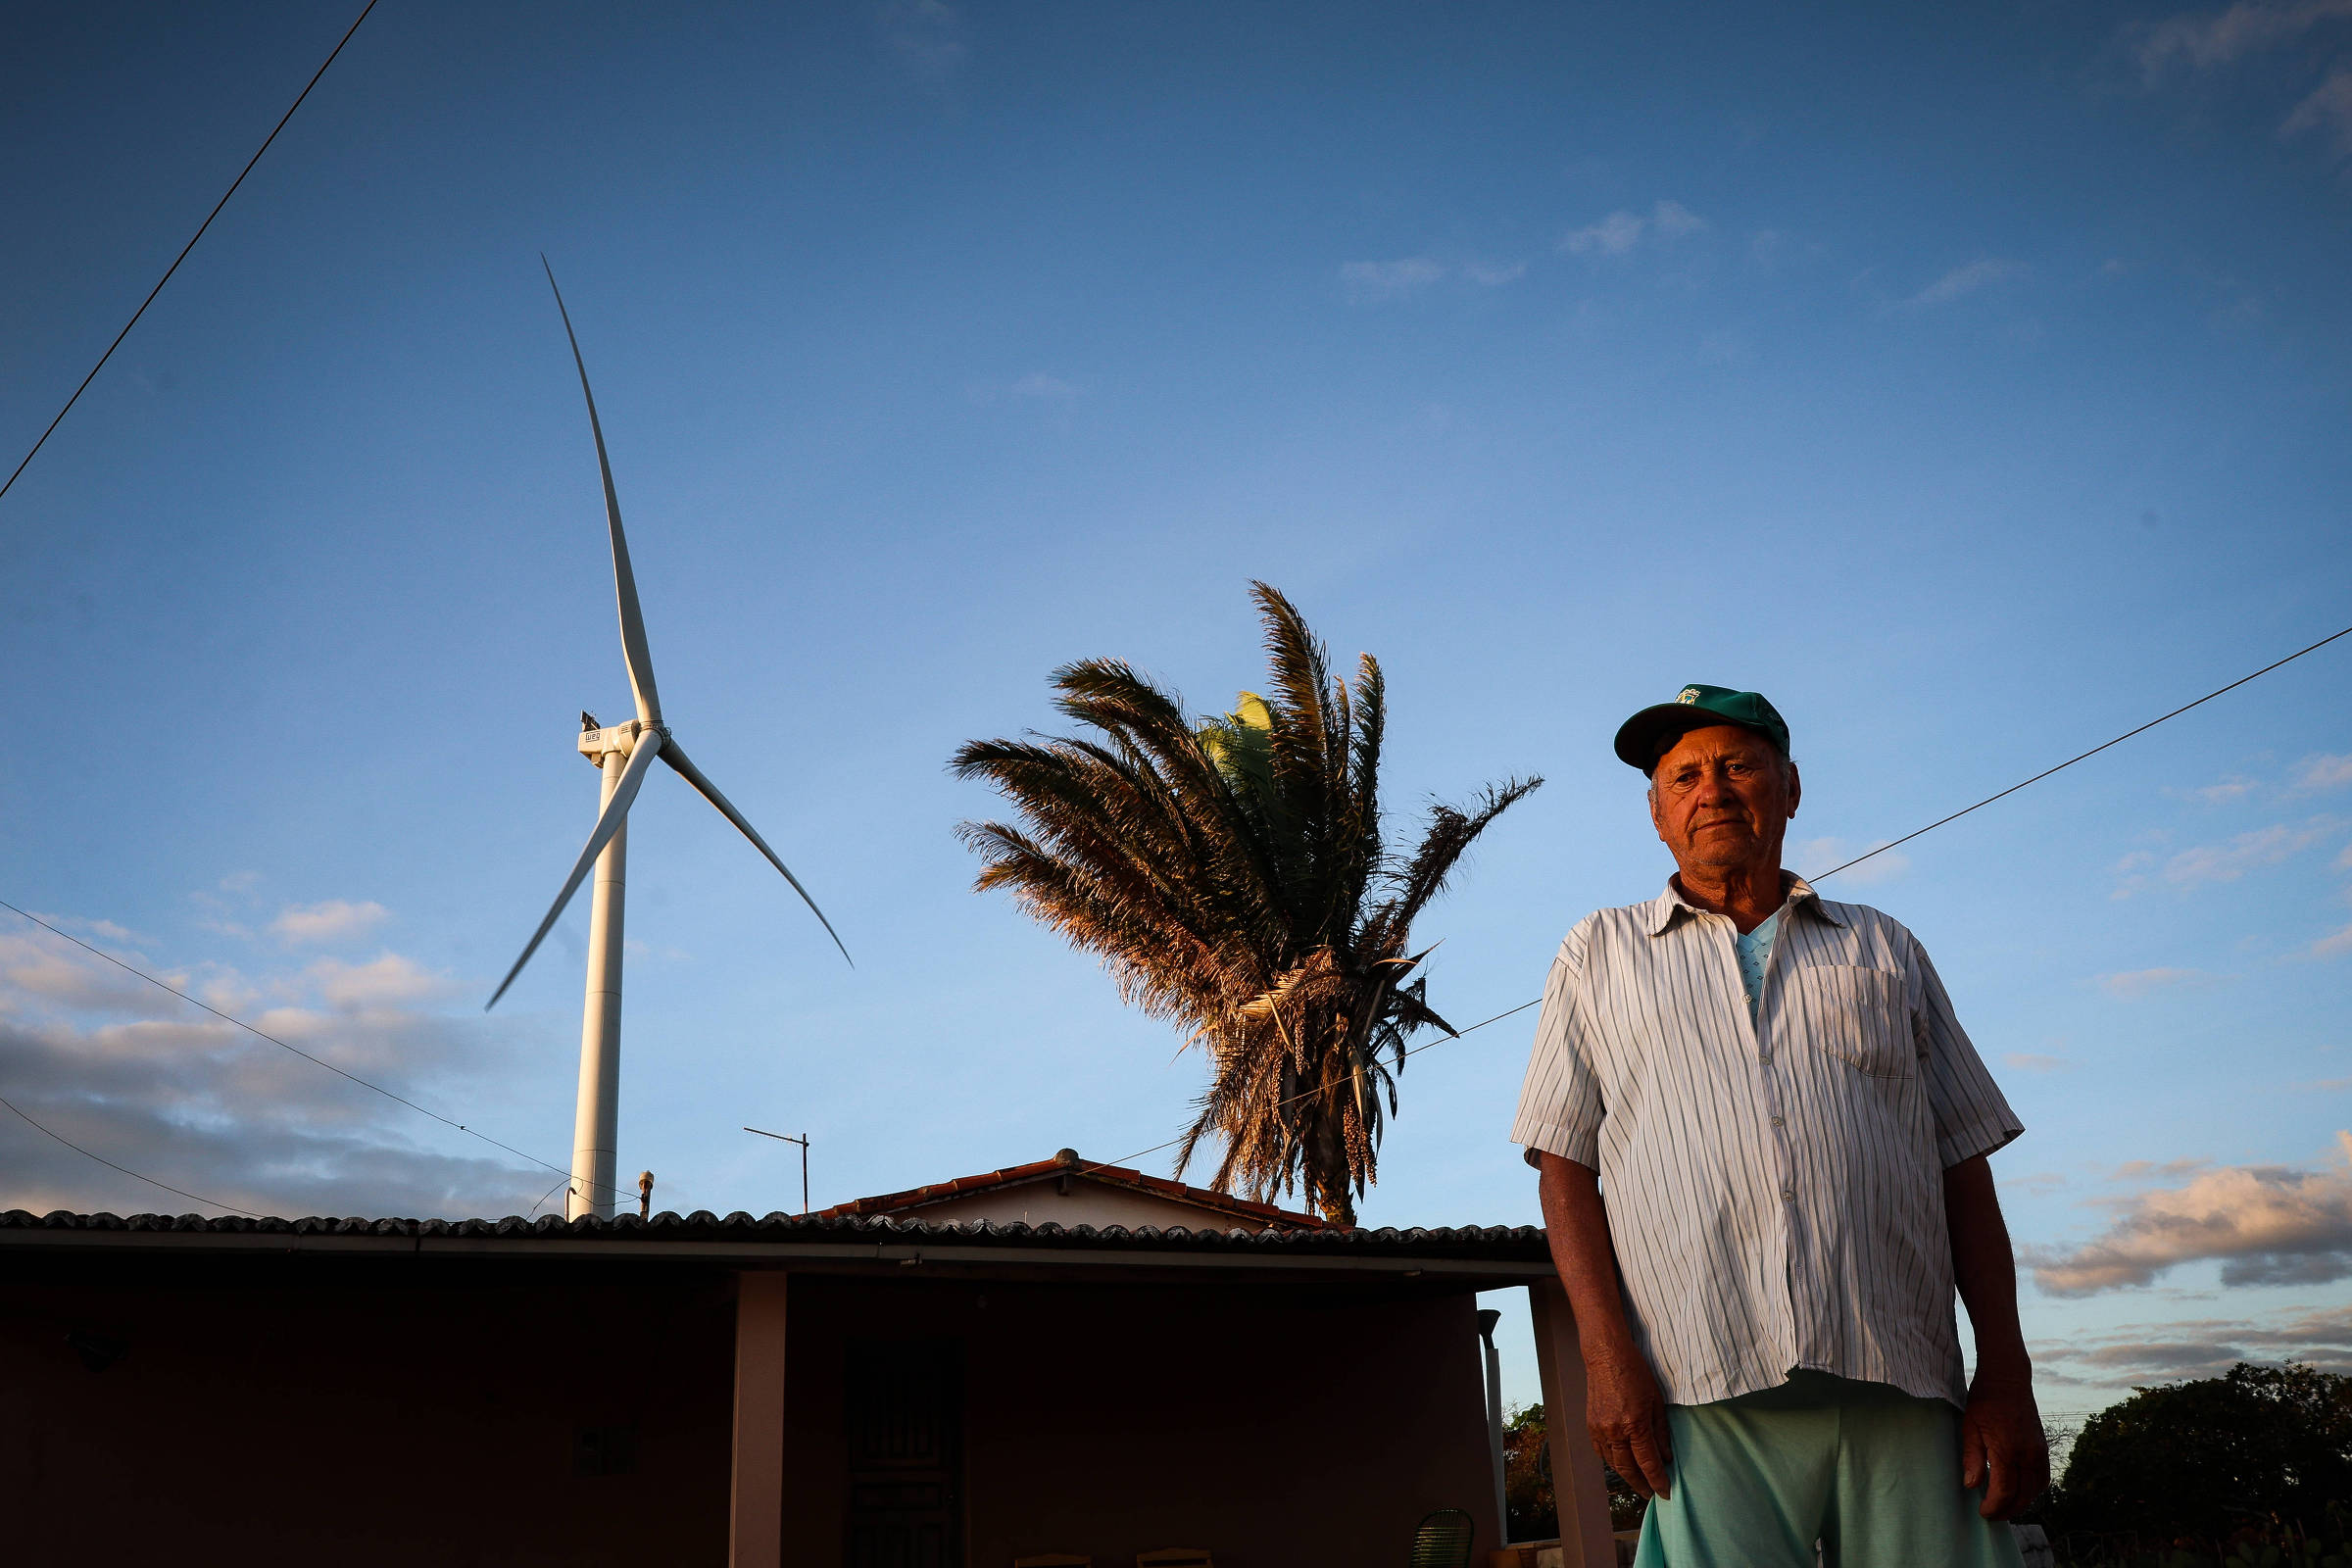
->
xmin=1085 ymin=617 xmax=2352 ymax=1192
xmin=0 ymin=898 xmax=640 ymax=1204
xmin=0 ymin=0 xmax=380 ymax=508
xmin=1809 ymin=619 xmax=2352 ymax=882
xmin=525 ymin=1173 xmax=575 ymax=1221
xmin=6 ymin=621 xmax=2342 ymax=1217
xmin=1077 ymin=997 xmax=1542 ymax=1183
xmin=0 ymin=1089 xmax=263 ymax=1218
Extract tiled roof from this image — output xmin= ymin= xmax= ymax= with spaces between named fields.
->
xmin=0 ymin=1205 xmax=1546 ymax=1261
xmin=812 ymin=1149 xmax=1328 ymax=1230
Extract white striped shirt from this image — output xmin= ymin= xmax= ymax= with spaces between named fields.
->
xmin=1510 ymin=876 xmax=2021 ymax=1409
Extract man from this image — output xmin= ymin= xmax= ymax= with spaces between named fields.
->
xmin=1511 ymin=685 xmax=2045 ymax=1567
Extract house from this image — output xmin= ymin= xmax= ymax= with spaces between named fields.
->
xmin=811 ymin=1148 xmax=1329 ymax=1234
xmin=1 ymin=1155 xmax=1614 ymax=1567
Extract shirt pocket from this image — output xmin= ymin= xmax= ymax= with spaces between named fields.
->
xmin=1783 ymin=964 xmax=1914 ymax=1079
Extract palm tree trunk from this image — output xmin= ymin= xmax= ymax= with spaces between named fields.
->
xmin=1306 ymin=1114 xmax=1356 ymax=1226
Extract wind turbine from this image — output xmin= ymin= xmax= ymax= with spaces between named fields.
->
xmin=487 ymin=262 xmax=851 ymax=1221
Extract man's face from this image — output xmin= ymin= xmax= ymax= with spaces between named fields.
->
xmin=1646 ymin=725 xmax=1801 ymax=875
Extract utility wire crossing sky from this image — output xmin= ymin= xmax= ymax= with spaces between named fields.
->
xmin=3 ymin=2 xmax=2349 ymax=1411
xmin=0 ymin=0 xmax=378 ymax=506
xmin=9 ymin=614 xmax=2343 ymax=1221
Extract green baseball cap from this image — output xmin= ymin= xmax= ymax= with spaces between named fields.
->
xmin=1613 ymin=684 xmax=1791 ymax=772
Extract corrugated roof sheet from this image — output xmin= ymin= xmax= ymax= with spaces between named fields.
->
xmin=0 ymin=1205 xmax=1545 ymax=1257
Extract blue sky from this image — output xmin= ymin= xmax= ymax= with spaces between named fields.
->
xmin=3 ymin=1 xmax=2350 ymax=1414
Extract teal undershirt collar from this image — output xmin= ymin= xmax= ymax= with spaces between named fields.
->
xmin=1734 ymin=908 xmax=1782 ymax=1017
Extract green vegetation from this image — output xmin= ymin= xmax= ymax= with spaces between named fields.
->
xmin=1502 ymin=1401 xmax=1646 ymax=1540
xmin=2034 ymin=1363 xmax=2352 ymax=1565
xmin=953 ymin=582 xmax=1538 ymax=1223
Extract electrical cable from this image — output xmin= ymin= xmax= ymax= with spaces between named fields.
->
xmin=1081 ymin=617 xmax=2352 ymax=1191
xmin=5 ymin=621 xmax=2343 ymax=1217
xmin=1809 ymin=620 xmax=2352 ymax=883
xmin=0 ymin=1088 xmax=263 ymax=1218
xmin=525 ymin=1173 xmax=575 ymax=1221
xmin=0 ymin=898 xmax=641 ymax=1204
xmin=0 ymin=0 xmax=379 ymax=508
xmin=1077 ymin=997 xmax=1542 ymax=1182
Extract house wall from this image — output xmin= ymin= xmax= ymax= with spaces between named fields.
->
xmin=1 ymin=1252 xmax=1501 ymax=1568
xmin=0 ymin=1254 xmax=736 ymax=1568
xmin=779 ymin=1273 xmax=1501 ymax=1568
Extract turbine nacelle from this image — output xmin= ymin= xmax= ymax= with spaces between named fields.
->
xmin=579 ymin=718 xmax=657 ymax=762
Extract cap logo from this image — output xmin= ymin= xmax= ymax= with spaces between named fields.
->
xmin=1676 ymin=687 xmax=1701 ymax=704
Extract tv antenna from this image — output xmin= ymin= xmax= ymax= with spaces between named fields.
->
xmin=746 ymin=1126 xmax=810 ymax=1215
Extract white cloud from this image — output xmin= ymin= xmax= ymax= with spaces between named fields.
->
xmin=1559 ymin=200 xmax=1708 ymax=258
xmin=2027 ymin=1136 xmax=2352 ymax=1295
xmin=2133 ymin=0 xmax=2352 ymax=80
xmin=2292 ymin=753 xmax=2352 ymax=794
xmin=0 ymin=912 xmax=553 ymax=1220
xmin=305 ymin=954 xmax=452 ymax=1010
xmin=1650 ymin=200 xmax=1706 ymax=238
xmin=0 ymin=927 xmax=195 ymax=1016
xmin=1908 ymin=258 xmax=2028 ymax=307
xmin=878 ymin=0 xmax=966 ymax=84
xmin=1006 ymin=372 xmax=1078 ymax=399
xmin=2314 ymin=922 xmax=2352 ymax=958
xmin=270 ymin=899 xmax=388 ymax=946
xmin=2005 ymin=1053 xmax=2070 ymax=1073
xmin=1563 ymin=211 xmax=1644 ymax=256
xmin=2161 ymin=818 xmax=2340 ymax=885
xmin=2035 ymin=1304 xmax=2352 ymax=1386
xmin=2097 ymin=966 xmax=2217 ymax=998
xmin=25 ymin=912 xmax=141 ymax=945
xmin=2115 ymin=1156 xmax=2211 ymax=1180
xmin=1462 ymin=260 xmax=1528 ymax=287
xmin=2183 ymin=774 xmax=2260 ymax=803
xmin=1339 ymin=258 xmax=1446 ymax=302
xmin=2283 ymin=68 xmax=2352 ymax=154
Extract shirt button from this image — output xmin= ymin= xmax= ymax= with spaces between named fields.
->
xmin=1770 ymin=1116 xmax=1786 ymax=1128
xmin=1781 ymin=1189 xmax=1795 ymax=1200
xmin=1758 ymin=1052 xmax=1773 ymax=1064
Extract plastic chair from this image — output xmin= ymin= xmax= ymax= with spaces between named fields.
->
xmin=1137 ymin=1552 xmax=1213 ymax=1567
xmin=1409 ymin=1508 xmax=1476 ymax=1568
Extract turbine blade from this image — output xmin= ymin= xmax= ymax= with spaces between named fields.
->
xmin=485 ymin=730 xmax=667 ymax=1010
xmin=541 ymin=258 xmax=662 ymax=726
xmin=659 ymin=738 xmax=854 ymax=966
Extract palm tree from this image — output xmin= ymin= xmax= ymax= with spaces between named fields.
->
xmin=952 ymin=582 xmax=1539 ymax=1224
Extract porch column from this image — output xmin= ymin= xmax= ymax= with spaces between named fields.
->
xmin=729 ymin=1270 xmax=790 ymax=1568
xmin=1527 ymin=1277 xmax=1618 ymax=1568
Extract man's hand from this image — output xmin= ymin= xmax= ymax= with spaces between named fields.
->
xmin=1945 ymin=1155 xmax=2048 ymax=1520
xmin=1586 ymin=1341 xmax=1675 ymax=1500
xmin=1536 ymin=1152 xmax=1677 ymax=1502
xmin=1959 ymin=1364 xmax=2048 ymax=1520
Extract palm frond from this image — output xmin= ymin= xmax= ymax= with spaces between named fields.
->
xmin=953 ymin=585 xmax=1540 ymax=1224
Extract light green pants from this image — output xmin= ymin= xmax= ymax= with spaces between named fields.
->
xmin=1633 ymin=1372 xmax=2025 ymax=1568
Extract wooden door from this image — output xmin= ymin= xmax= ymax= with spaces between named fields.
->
xmin=845 ymin=1338 xmax=963 ymax=1568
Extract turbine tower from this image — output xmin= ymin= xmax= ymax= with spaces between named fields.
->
xmin=487 ymin=263 xmax=850 ymax=1221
